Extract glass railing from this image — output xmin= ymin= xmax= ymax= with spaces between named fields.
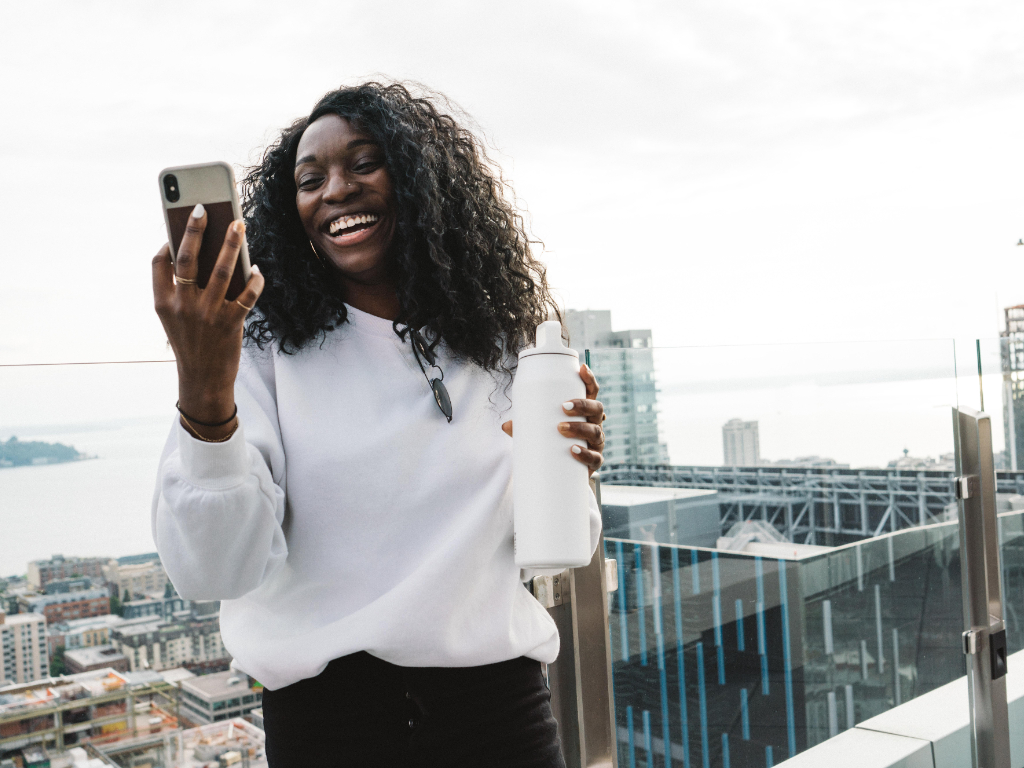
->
xmin=588 ymin=337 xmax=1009 ymax=768
xmin=604 ymin=509 xmax=1024 ymax=768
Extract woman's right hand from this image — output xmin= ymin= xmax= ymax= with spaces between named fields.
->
xmin=152 ymin=205 xmax=265 ymax=439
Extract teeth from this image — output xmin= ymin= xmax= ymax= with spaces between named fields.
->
xmin=329 ymin=214 xmax=378 ymax=234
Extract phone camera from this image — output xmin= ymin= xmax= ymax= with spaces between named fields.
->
xmin=163 ymin=174 xmax=180 ymax=203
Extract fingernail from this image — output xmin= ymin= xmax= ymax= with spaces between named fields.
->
xmin=232 ymin=220 xmax=246 ymax=234
xmin=558 ymin=423 xmax=570 ymax=432
xmin=191 ymin=204 xmax=205 ymax=219
xmin=563 ymin=402 xmax=574 ymax=411
xmin=571 ymin=445 xmax=582 ymax=454
xmin=251 ymin=264 xmax=261 ymax=274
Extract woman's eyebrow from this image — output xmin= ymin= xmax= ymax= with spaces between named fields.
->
xmin=296 ymin=140 xmax=375 ymax=168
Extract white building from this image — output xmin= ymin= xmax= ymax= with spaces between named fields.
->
xmin=179 ymin=670 xmax=264 ymax=725
xmin=723 ymin=418 xmax=760 ymax=466
xmin=0 ymin=611 xmax=49 ymax=685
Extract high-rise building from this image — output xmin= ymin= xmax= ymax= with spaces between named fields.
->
xmin=0 ymin=611 xmax=49 ymax=685
xmin=1002 ymin=305 xmax=1024 ymax=470
xmin=563 ymin=310 xmax=670 ymax=466
xmin=723 ymin=418 xmax=760 ymax=466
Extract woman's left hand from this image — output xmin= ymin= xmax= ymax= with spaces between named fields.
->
xmin=501 ymin=364 xmax=605 ymax=477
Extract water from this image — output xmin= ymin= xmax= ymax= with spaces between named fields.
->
xmin=0 ymin=418 xmax=172 ymax=576
xmin=0 ymin=361 xmax=178 ymax=576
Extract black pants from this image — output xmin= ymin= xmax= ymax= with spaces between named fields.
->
xmin=261 ymin=652 xmax=566 ymax=768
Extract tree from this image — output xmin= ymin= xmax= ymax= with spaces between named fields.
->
xmin=109 ymin=595 xmax=123 ymax=617
xmin=50 ymin=646 xmax=65 ymax=677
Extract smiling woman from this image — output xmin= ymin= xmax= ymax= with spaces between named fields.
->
xmin=149 ymin=81 xmax=607 ymax=768
xmin=241 ymin=82 xmax=555 ymax=371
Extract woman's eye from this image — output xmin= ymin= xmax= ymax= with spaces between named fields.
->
xmin=354 ymin=160 xmax=381 ymax=173
xmin=297 ymin=177 xmax=322 ymax=190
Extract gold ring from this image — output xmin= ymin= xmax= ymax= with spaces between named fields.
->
xmin=175 ymin=276 xmax=197 ymax=285
xmin=235 ymin=299 xmax=255 ymax=312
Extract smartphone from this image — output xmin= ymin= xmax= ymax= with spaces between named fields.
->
xmin=158 ymin=161 xmax=252 ymax=301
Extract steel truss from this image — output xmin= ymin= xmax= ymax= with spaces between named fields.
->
xmin=602 ymin=464 xmax=1024 ymax=545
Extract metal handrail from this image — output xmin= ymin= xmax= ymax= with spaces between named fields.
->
xmin=953 ymin=407 xmax=1011 ymax=768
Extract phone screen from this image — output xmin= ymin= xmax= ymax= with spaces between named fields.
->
xmin=167 ymin=201 xmax=247 ymax=301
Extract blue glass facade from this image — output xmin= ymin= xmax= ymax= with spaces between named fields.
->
xmin=606 ymin=509 xmax=1024 ymax=768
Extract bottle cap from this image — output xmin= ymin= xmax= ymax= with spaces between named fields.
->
xmin=518 ymin=320 xmax=580 ymax=360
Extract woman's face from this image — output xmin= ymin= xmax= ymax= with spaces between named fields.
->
xmin=294 ymin=115 xmax=396 ymax=285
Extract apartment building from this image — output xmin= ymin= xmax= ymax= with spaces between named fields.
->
xmin=122 ymin=594 xmax=188 ymax=621
xmin=20 ymin=588 xmax=109 ymax=624
xmin=102 ymin=559 xmax=169 ymax=601
xmin=46 ymin=613 xmax=126 ymax=656
xmin=0 ymin=612 xmax=48 ymax=685
xmin=27 ymin=555 xmax=106 ymax=590
xmin=111 ymin=604 xmax=228 ymax=674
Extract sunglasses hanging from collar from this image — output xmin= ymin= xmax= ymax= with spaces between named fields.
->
xmin=410 ymin=328 xmax=453 ymax=423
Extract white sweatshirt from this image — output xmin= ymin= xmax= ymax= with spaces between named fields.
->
xmin=152 ymin=305 xmax=601 ymax=690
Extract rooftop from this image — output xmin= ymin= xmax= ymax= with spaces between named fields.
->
xmin=181 ymin=670 xmax=254 ymax=701
xmin=23 ymin=587 xmax=109 ymax=606
xmin=49 ymin=613 xmax=126 ymax=633
xmin=159 ymin=666 xmax=197 ymax=685
xmin=0 ymin=611 xmax=45 ymax=626
xmin=64 ymin=644 xmax=127 ymax=668
xmin=179 ymin=718 xmax=266 ymax=767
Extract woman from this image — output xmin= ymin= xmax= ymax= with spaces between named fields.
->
xmin=151 ymin=82 xmax=605 ymax=767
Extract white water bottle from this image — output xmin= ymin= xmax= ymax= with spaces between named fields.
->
xmin=513 ymin=320 xmax=592 ymax=569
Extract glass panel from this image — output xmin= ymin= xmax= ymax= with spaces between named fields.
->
xmin=604 ymin=514 xmax=1000 ymax=768
xmin=596 ymin=340 xmax=964 ymax=767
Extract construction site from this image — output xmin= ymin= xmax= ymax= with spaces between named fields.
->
xmin=0 ymin=669 xmax=265 ymax=767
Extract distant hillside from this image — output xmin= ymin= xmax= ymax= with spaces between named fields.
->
xmin=0 ymin=436 xmax=85 ymax=468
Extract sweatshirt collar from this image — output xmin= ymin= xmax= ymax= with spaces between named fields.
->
xmin=342 ymin=303 xmax=401 ymax=340
xmin=342 ymin=304 xmax=441 ymax=354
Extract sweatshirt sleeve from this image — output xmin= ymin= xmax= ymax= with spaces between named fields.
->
xmin=152 ymin=353 xmax=288 ymax=600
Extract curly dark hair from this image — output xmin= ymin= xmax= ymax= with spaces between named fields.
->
xmin=240 ymin=81 xmax=558 ymax=372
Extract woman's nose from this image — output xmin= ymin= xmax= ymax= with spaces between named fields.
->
xmin=323 ymin=171 xmax=359 ymax=202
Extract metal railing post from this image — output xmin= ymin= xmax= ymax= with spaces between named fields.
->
xmin=536 ymin=474 xmax=618 ymax=768
xmin=953 ymin=406 xmax=1010 ymax=768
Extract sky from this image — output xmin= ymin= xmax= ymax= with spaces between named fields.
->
xmin=3 ymin=0 xmax=1024 ymax=369
xmin=2 ymin=0 xmax=1024 ymax=569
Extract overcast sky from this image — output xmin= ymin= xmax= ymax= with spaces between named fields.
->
xmin=3 ymin=0 xmax=1024 ymax=367
xmin=6 ymin=1 xmax=1024 ymax=569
